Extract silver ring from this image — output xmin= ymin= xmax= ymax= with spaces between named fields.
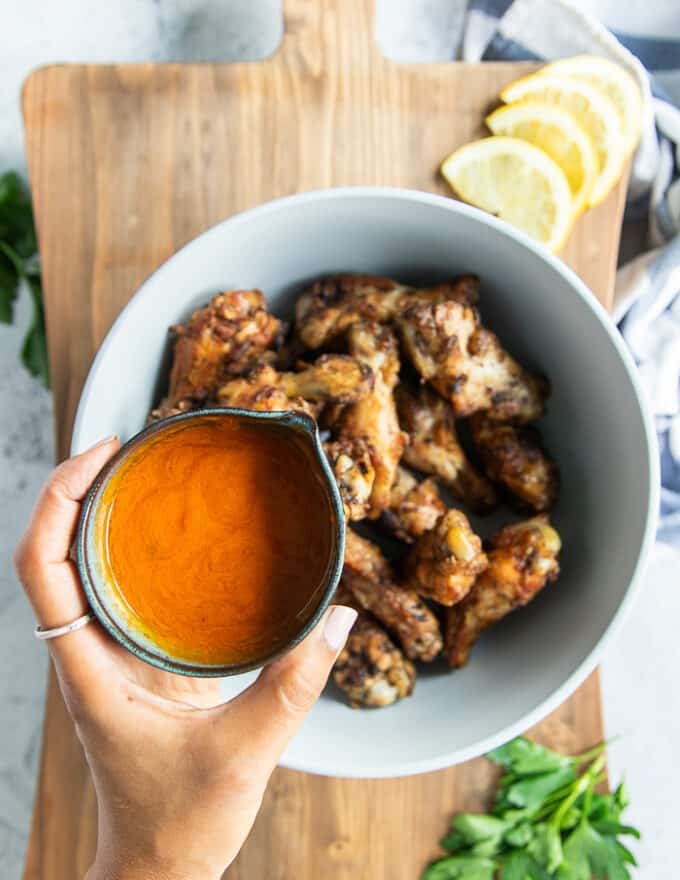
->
xmin=34 ymin=612 xmax=94 ymax=641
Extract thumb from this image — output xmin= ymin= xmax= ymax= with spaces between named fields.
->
xmin=222 ymin=605 xmax=357 ymax=773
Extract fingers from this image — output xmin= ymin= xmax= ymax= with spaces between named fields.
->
xmin=16 ymin=436 xmax=120 ymax=579
xmin=14 ymin=437 xmax=120 ymax=675
xmin=220 ymin=605 xmax=357 ymax=774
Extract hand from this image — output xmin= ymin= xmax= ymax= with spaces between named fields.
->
xmin=15 ymin=437 xmax=357 ymax=880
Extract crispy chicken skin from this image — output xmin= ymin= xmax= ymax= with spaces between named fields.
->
xmin=397 ymin=301 xmax=548 ymax=422
xmin=469 ymin=414 xmax=559 ymax=512
xmin=285 ymin=354 xmax=374 ymax=404
xmin=148 ymin=396 xmax=201 ymax=423
xmin=332 ymin=322 xmax=407 ymax=518
xmin=161 ymin=290 xmax=282 ymax=411
xmin=217 ymin=354 xmax=373 ymax=414
xmin=217 ymin=364 xmax=316 ymax=415
xmin=324 ymin=438 xmax=376 ymax=521
xmin=343 ymin=529 xmax=443 ymax=661
xmin=295 ymin=273 xmax=480 ymax=349
xmin=382 ymin=466 xmax=446 ymax=543
xmin=333 ymin=610 xmax=416 ymax=708
xmin=445 ymin=516 xmax=561 ymax=668
xmin=404 ymin=509 xmax=488 ymax=605
xmin=396 ymin=385 xmax=497 ymax=512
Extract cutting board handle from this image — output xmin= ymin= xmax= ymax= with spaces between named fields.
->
xmin=279 ymin=0 xmax=381 ymax=70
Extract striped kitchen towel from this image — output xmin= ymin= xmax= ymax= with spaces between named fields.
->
xmin=461 ymin=0 xmax=680 ymax=546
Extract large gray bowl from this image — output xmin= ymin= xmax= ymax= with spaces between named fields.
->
xmin=72 ymin=188 xmax=658 ymax=778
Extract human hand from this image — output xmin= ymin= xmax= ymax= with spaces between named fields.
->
xmin=15 ymin=437 xmax=357 ymax=880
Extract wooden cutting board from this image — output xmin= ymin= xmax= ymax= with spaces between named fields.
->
xmin=22 ymin=1 xmax=627 ymax=877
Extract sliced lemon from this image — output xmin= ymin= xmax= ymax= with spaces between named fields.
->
xmin=500 ymin=73 xmax=625 ymax=206
xmin=441 ymin=137 xmax=573 ymax=252
xmin=486 ymin=101 xmax=598 ymax=215
xmin=541 ymin=55 xmax=642 ymax=155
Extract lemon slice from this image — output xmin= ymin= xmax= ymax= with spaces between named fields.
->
xmin=541 ymin=55 xmax=642 ymax=155
xmin=486 ymin=101 xmax=598 ymax=215
xmin=500 ymin=73 xmax=625 ymax=206
xmin=441 ymin=137 xmax=573 ymax=252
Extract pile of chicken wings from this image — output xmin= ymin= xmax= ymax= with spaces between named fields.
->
xmin=151 ymin=274 xmax=562 ymax=708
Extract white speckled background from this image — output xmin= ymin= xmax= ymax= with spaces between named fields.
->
xmin=1 ymin=1 xmax=678 ymax=877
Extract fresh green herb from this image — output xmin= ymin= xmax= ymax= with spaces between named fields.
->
xmin=0 ymin=171 xmax=49 ymax=386
xmin=422 ymin=737 xmax=640 ymax=880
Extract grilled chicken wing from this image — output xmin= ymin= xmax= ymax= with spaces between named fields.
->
xmin=217 ymin=364 xmax=316 ymax=415
xmin=158 ymin=290 xmax=282 ymax=413
xmin=148 ymin=397 xmax=201 ymax=423
xmin=396 ymin=385 xmax=497 ymax=512
xmin=217 ymin=354 xmax=373 ymax=414
xmin=445 ymin=516 xmax=561 ymax=668
xmin=324 ymin=438 xmax=376 ymax=521
xmin=333 ymin=610 xmax=416 ymax=708
xmin=470 ymin=414 xmax=558 ymax=512
xmin=343 ymin=529 xmax=443 ymax=661
xmin=397 ymin=301 xmax=548 ymax=422
xmin=382 ymin=466 xmax=446 ymax=543
xmin=330 ymin=322 xmax=407 ymax=518
xmin=404 ymin=509 xmax=487 ymax=605
xmin=295 ymin=273 xmax=479 ymax=349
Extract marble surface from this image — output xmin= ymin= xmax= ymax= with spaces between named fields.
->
xmin=1 ymin=1 xmax=678 ymax=877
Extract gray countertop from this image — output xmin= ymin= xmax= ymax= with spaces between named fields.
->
xmin=1 ymin=1 xmax=678 ymax=876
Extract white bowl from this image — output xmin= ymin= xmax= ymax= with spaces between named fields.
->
xmin=72 ymin=188 xmax=658 ymax=778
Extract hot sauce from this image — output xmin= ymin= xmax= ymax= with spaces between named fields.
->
xmin=95 ymin=415 xmax=334 ymax=665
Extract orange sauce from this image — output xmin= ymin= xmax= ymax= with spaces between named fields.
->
xmin=95 ymin=415 xmax=334 ymax=665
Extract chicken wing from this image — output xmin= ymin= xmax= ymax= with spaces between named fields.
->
xmin=382 ymin=466 xmax=446 ymax=543
xmin=333 ymin=611 xmax=416 ymax=708
xmin=396 ymin=385 xmax=497 ymax=512
xmin=343 ymin=529 xmax=443 ymax=661
xmin=469 ymin=414 xmax=558 ymax=512
xmin=217 ymin=354 xmax=373 ymax=414
xmin=397 ymin=301 xmax=548 ymax=422
xmin=159 ymin=290 xmax=282 ymax=413
xmin=295 ymin=273 xmax=479 ymax=349
xmin=330 ymin=322 xmax=407 ymax=518
xmin=445 ymin=516 xmax=561 ymax=667
xmin=324 ymin=438 xmax=376 ymax=522
xmin=217 ymin=364 xmax=316 ymax=415
xmin=148 ymin=397 xmax=201 ymax=424
xmin=404 ymin=509 xmax=488 ymax=605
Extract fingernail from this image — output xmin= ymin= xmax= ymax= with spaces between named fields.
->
xmin=86 ymin=435 xmax=118 ymax=452
xmin=323 ymin=605 xmax=358 ymax=651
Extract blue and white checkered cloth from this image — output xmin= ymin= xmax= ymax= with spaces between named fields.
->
xmin=458 ymin=0 xmax=680 ymax=547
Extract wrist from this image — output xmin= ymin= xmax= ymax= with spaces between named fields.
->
xmin=86 ymin=850 xmax=225 ymax=880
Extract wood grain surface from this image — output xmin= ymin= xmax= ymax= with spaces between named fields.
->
xmin=22 ymin=1 xmax=627 ymax=877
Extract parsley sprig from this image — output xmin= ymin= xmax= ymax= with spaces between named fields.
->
xmin=423 ymin=737 xmax=639 ymax=880
xmin=0 ymin=171 xmax=49 ymax=387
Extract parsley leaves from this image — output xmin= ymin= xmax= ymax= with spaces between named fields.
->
xmin=0 ymin=171 xmax=49 ymax=386
xmin=423 ymin=738 xmax=640 ymax=880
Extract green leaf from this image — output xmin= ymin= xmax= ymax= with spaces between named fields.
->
xmin=488 ymin=738 xmax=573 ymax=776
xmin=21 ymin=276 xmax=49 ymax=387
xmin=0 ymin=253 xmax=19 ymax=323
xmin=559 ymin=822 xmax=634 ymax=880
xmin=503 ymin=822 xmax=534 ymax=848
xmin=614 ymin=782 xmax=630 ymax=812
xmin=559 ymin=805 xmax=582 ymax=831
xmin=503 ymin=766 xmax=577 ymax=811
xmin=452 ymin=815 xmax=509 ymax=852
xmin=592 ymin=821 xmax=641 ymax=840
xmin=421 ymin=855 xmax=497 ymax=880
xmin=526 ymin=823 xmax=563 ymax=873
xmin=499 ymin=851 xmax=551 ymax=880
xmin=0 ymin=171 xmax=37 ymax=258
xmin=614 ymin=840 xmax=638 ymax=867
